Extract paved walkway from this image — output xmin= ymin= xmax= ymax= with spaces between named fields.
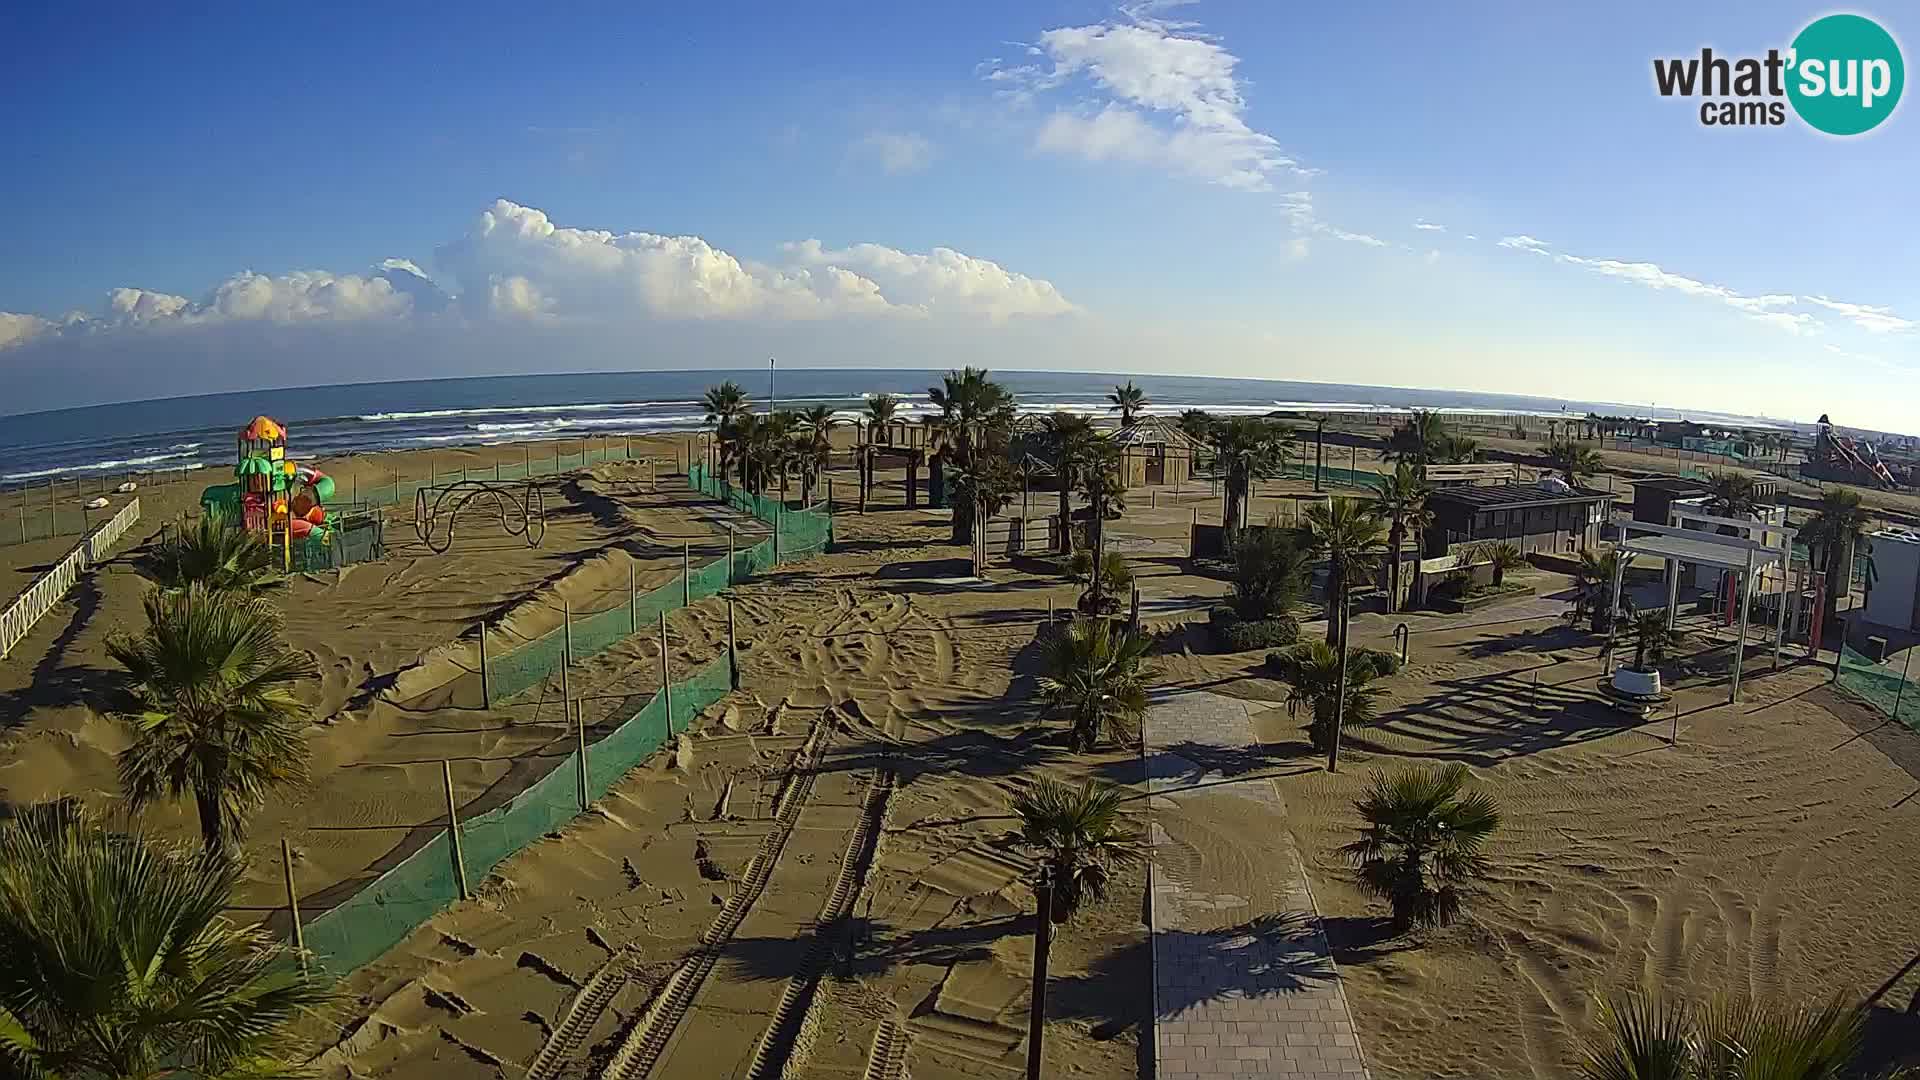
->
xmin=1145 ymin=691 xmax=1370 ymax=1079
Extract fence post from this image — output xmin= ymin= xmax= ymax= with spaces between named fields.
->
xmin=659 ymin=611 xmax=673 ymax=738
xmin=575 ymin=691 xmax=590 ymax=810
xmin=1190 ymin=507 xmax=1198 ymax=558
xmin=628 ymin=561 xmax=638 ymax=634
xmin=773 ymin=504 xmax=782 ymax=563
xmin=683 ymin=542 xmax=691 ymax=606
xmin=563 ymin=595 xmax=573 ymax=670
xmin=281 ymin=839 xmax=306 ymax=973
xmin=728 ymin=598 xmax=740 ymax=690
xmin=443 ymin=760 xmax=470 ymax=901
xmin=827 ymin=478 xmax=834 ymax=513
xmin=478 ymin=620 xmax=490 ymax=708
xmin=727 ymin=525 xmax=736 ymax=584
xmin=524 ymin=444 xmax=531 ymax=478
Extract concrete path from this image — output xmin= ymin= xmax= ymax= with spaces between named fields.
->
xmin=1145 ymin=691 xmax=1370 ymax=1079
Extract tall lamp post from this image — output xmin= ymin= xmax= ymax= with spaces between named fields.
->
xmin=768 ymin=356 xmax=777 ymax=414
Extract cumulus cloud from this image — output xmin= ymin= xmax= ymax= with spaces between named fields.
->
xmin=853 ymin=131 xmax=935 ymax=175
xmin=0 ymin=199 xmax=1076 ymax=363
xmin=1413 ymin=221 xmax=1446 ymax=232
xmin=991 ymin=4 xmax=1299 ymax=191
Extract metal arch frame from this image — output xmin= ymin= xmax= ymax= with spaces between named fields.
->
xmin=413 ymin=479 xmax=548 ymax=554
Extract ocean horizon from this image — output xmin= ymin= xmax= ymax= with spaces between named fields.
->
xmin=0 ymin=368 xmax=1808 ymax=485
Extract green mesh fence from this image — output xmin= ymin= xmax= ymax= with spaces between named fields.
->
xmin=1835 ymin=644 xmax=1920 ymax=735
xmin=1266 ymin=461 xmax=1387 ymax=493
xmin=302 ymin=655 xmax=733 ymax=975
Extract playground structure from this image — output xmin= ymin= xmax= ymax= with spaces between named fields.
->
xmin=200 ymin=415 xmax=349 ymax=568
xmin=1805 ymin=413 xmax=1903 ymax=489
xmin=412 ymin=479 xmax=548 ymax=554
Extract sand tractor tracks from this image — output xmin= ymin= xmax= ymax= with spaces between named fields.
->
xmin=598 ymin=721 xmax=831 ymax=1080
xmin=743 ymin=769 xmax=895 ymax=1079
xmin=524 ymin=947 xmax=640 ymax=1080
xmin=861 ymin=1019 xmax=909 ymax=1080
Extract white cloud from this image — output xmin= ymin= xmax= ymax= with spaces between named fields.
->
xmin=992 ymin=5 xmax=1298 ymax=191
xmin=1413 ymin=221 xmax=1446 ymax=232
xmin=782 ymin=239 xmax=1077 ymax=321
xmin=1325 ymin=227 xmax=1386 ymax=248
xmin=0 ymin=200 xmax=1075 ymax=358
xmin=0 ymin=312 xmax=51 ymax=350
xmin=1498 ymin=235 xmax=1551 ymax=253
xmin=1805 ymin=295 xmax=1915 ymax=334
xmin=853 ymin=131 xmax=935 ymax=175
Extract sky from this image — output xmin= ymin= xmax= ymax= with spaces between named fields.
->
xmin=0 ymin=1 xmax=1914 ymax=429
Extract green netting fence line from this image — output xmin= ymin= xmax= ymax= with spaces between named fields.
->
xmin=1834 ymin=644 xmax=1920 ymax=737
xmin=1271 ymin=461 xmax=1387 ymax=493
xmin=301 ymin=653 xmax=735 ymax=975
xmin=337 ymin=439 xmax=654 ymax=513
xmin=482 ymin=463 xmax=831 ymax=705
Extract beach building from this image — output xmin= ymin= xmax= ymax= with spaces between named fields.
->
xmin=1111 ymin=416 xmax=1198 ymax=489
xmin=1422 ymin=479 xmax=1615 ymax=557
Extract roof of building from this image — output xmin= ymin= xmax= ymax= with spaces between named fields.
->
xmin=1632 ymin=476 xmax=1713 ymax=493
xmin=1429 ymin=484 xmax=1614 ymax=510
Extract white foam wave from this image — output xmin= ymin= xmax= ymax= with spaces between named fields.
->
xmin=5 ymin=451 xmax=206 ymax=481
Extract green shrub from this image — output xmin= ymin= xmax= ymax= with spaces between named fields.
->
xmin=1211 ymin=606 xmax=1298 ymax=651
xmin=1352 ymin=647 xmax=1402 ymax=677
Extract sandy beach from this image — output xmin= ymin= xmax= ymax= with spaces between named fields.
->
xmin=2 ymin=435 xmax=1917 ymax=1079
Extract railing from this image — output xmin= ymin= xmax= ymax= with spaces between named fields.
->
xmin=0 ymin=498 xmax=141 ymax=659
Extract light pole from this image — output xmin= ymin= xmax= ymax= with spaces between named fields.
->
xmin=1025 ymin=866 xmax=1054 ymax=1080
xmin=768 ymin=356 xmax=777 ymax=415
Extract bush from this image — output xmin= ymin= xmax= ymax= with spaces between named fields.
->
xmin=1211 ymin=606 xmax=1299 ymax=651
xmin=1231 ymin=525 xmax=1307 ymax=621
xmin=1266 ymin=643 xmax=1399 ymax=679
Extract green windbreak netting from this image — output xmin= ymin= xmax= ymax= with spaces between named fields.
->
xmin=1836 ymin=644 xmax=1920 ymax=735
xmin=303 ymin=655 xmax=734 ymax=975
xmin=301 ymin=464 xmax=828 ymax=976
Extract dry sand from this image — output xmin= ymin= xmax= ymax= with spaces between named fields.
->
xmin=6 ymin=442 xmax=1920 ymax=1079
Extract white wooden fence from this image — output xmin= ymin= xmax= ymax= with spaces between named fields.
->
xmin=0 ymin=498 xmax=141 ymax=659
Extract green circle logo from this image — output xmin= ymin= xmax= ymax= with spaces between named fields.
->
xmin=1788 ymin=14 xmax=1904 ymax=135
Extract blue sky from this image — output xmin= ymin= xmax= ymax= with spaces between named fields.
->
xmin=1 ymin=1 xmax=1914 ymax=429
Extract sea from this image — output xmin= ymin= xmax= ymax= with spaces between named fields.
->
xmin=0 ymin=369 xmax=1800 ymax=487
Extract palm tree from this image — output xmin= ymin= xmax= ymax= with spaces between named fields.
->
xmin=1568 ymin=548 xmax=1629 ymax=634
xmin=703 ymin=381 xmax=750 ymax=484
xmin=1705 ymin=470 xmax=1761 ymax=517
xmin=1304 ymin=497 xmax=1386 ymax=647
xmin=1578 ymin=993 xmax=1883 ymax=1080
xmin=0 ymin=805 xmax=334 ymax=1078
xmin=1272 ymin=640 xmax=1387 ymax=752
xmin=1108 ymin=381 xmax=1148 ymax=429
xmin=1385 ymin=410 xmax=1450 ymax=466
xmin=1040 ymin=412 xmax=1096 ymax=554
xmin=1010 ymin=778 xmax=1141 ymax=922
xmin=1435 ymin=433 xmax=1481 ymax=464
xmin=1077 ymin=443 xmax=1128 ymax=611
xmin=1374 ymin=464 xmax=1431 ymax=613
xmin=1800 ymin=487 xmax=1873 ymax=633
xmin=1207 ymin=418 xmax=1293 ymax=543
xmin=1177 ymin=408 xmax=1215 ymax=445
xmin=1627 ymin=609 xmax=1686 ymax=672
xmin=1487 ymin=541 xmax=1526 ymax=586
xmin=148 ymin=510 xmax=279 ymax=594
xmin=1340 ymin=762 xmax=1500 ymax=932
xmin=928 ymin=367 xmax=1016 ymax=541
xmin=1036 ymin=618 xmax=1151 ymax=751
xmin=864 ymin=393 xmax=899 ymax=439
xmin=793 ymin=404 xmax=836 ymax=505
xmin=1540 ymin=439 xmax=1604 ymax=483
xmin=1231 ymin=520 xmax=1309 ymax=620
xmin=108 ymin=586 xmax=316 ymax=853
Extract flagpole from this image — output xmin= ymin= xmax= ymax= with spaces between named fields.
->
xmin=769 ymin=356 xmax=777 ymax=415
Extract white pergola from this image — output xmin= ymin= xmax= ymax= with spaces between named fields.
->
xmin=1610 ymin=508 xmax=1793 ymax=703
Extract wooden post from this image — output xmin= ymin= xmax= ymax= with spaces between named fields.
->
xmin=524 ymin=444 xmax=531 ymax=478
xmin=683 ymin=542 xmax=692 ymax=606
xmin=281 ymin=839 xmax=306 ymax=972
xmin=478 ymin=620 xmax=490 ymax=708
xmin=727 ymin=525 xmax=736 ymax=584
xmin=576 ymin=688 xmax=590 ymax=810
xmin=827 ymin=478 xmax=834 ymax=513
xmin=728 ymin=598 xmax=740 ymax=689
xmin=1190 ymin=507 xmax=1198 ymax=558
xmin=443 ymin=760 xmax=470 ymax=901
xmin=659 ymin=611 xmax=673 ymax=738
xmin=563 ymin=594 xmax=574 ymax=670
xmin=628 ymin=561 xmax=638 ymax=634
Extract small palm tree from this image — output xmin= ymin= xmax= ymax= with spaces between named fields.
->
xmin=1539 ymin=439 xmax=1604 ymax=483
xmin=1435 ymin=433 xmax=1481 ymax=464
xmin=1177 ymin=408 xmax=1215 ymax=444
xmin=0 ymin=804 xmax=334 ymax=1078
xmin=1799 ymin=488 xmax=1873 ymax=631
xmin=1341 ymin=762 xmax=1501 ymax=932
xmin=1010 ymin=778 xmax=1141 ymax=922
xmin=1578 ymin=993 xmax=1880 ymax=1080
xmin=1108 ymin=381 xmax=1148 ymax=429
xmin=1628 ymin=610 xmax=1686 ymax=672
xmin=865 ymin=393 xmax=899 ymax=439
xmin=1304 ymin=497 xmax=1386 ymax=646
xmin=108 ymin=587 xmax=317 ymax=852
xmin=1077 ymin=443 xmax=1128 ymax=609
xmin=793 ymin=404 xmax=836 ymax=505
xmin=1568 ymin=548 xmax=1629 ymax=634
xmin=703 ymin=381 xmax=751 ymax=484
xmin=1272 ymin=640 xmax=1387 ymax=751
xmin=1705 ymin=470 xmax=1760 ymax=517
xmin=929 ymin=367 xmax=1016 ymax=542
xmin=1207 ymin=418 xmax=1292 ymax=542
xmin=1041 ymin=412 xmax=1096 ymax=554
xmin=1385 ymin=410 xmax=1450 ymax=466
xmin=1036 ymin=618 xmax=1151 ymax=751
xmin=148 ymin=511 xmax=279 ymax=594
xmin=1487 ymin=541 xmax=1526 ymax=586
xmin=1374 ymin=464 xmax=1431 ymax=613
